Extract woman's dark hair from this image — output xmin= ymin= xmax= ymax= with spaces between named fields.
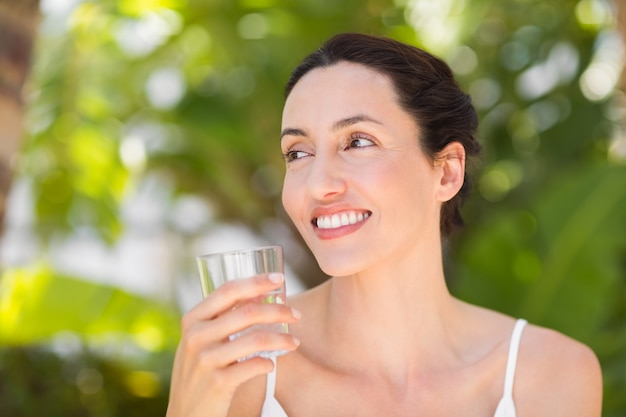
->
xmin=285 ymin=33 xmax=481 ymax=237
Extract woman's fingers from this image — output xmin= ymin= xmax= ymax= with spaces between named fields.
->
xmin=174 ymin=321 xmax=299 ymax=399
xmin=166 ymin=272 xmax=299 ymax=417
xmin=204 ymin=328 xmax=300 ymax=368
xmin=220 ymin=300 xmax=299 ymax=336
xmin=182 ymin=273 xmax=286 ymax=328
xmin=180 ymin=302 xmax=300 ymax=360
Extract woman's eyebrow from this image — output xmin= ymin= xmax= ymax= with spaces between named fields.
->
xmin=281 ymin=114 xmax=382 ymax=140
xmin=280 ymin=127 xmax=306 ymax=140
xmin=332 ymin=114 xmax=382 ymax=131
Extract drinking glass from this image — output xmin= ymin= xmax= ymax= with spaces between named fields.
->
xmin=196 ymin=245 xmax=289 ymax=359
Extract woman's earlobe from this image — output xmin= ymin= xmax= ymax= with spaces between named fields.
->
xmin=437 ymin=142 xmax=466 ymax=202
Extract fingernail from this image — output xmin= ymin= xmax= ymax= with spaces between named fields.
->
xmin=293 ymin=337 xmax=301 ymax=347
xmin=291 ymin=307 xmax=301 ymax=319
xmin=268 ymin=273 xmax=284 ymax=283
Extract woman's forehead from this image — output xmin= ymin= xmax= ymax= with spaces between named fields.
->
xmin=287 ymin=61 xmax=392 ymax=95
xmin=282 ymin=62 xmax=402 ymax=124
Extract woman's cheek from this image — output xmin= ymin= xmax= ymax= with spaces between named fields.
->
xmin=281 ymin=175 xmax=300 ymax=222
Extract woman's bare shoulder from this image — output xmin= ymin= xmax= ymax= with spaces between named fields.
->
xmin=516 ymin=323 xmax=603 ymax=417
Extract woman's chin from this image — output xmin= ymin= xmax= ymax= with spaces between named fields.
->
xmin=314 ymin=255 xmax=364 ymax=278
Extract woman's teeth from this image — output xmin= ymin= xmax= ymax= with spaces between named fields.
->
xmin=315 ymin=211 xmax=370 ymax=229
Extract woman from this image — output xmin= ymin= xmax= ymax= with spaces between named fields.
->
xmin=167 ymin=33 xmax=603 ymax=417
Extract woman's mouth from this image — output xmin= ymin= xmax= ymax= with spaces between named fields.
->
xmin=313 ymin=210 xmax=371 ymax=230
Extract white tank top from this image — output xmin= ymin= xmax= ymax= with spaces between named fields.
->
xmin=261 ymin=319 xmax=528 ymax=417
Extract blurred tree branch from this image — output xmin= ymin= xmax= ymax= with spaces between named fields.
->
xmin=0 ymin=0 xmax=40 ymax=234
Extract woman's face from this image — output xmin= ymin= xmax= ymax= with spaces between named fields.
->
xmin=280 ymin=62 xmax=445 ymax=277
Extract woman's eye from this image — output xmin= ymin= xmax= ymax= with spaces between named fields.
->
xmin=282 ymin=150 xmax=310 ymax=162
xmin=347 ymin=136 xmax=375 ymax=149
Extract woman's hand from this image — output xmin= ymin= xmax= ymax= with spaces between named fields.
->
xmin=166 ymin=273 xmax=301 ymax=417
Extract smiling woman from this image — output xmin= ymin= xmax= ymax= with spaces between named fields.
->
xmin=165 ymin=33 xmax=603 ymax=417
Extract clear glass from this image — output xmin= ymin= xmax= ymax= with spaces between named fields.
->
xmin=196 ymin=245 xmax=289 ymax=359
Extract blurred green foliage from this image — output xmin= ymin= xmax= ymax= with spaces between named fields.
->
xmin=0 ymin=266 xmax=179 ymax=348
xmin=0 ymin=266 xmax=180 ymax=415
xmin=0 ymin=346 xmax=172 ymax=416
xmin=2 ymin=0 xmax=625 ymax=415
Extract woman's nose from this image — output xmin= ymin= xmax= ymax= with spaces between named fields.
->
xmin=306 ymin=154 xmax=347 ymax=201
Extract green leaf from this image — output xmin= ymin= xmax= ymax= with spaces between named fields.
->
xmin=0 ymin=266 xmax=180 ymax=351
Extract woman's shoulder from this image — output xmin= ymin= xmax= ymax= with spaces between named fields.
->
xmin=515 ymin=322 xmax=603 ymax=416
xmin=466 ymin=305 xmax=602 ymax=416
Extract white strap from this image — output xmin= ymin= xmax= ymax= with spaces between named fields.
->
xmin=502 ymin=319 xmax=527 ymax=398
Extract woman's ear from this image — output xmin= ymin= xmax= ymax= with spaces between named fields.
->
xmin=435 ymin=142 xmax=466 ymax=202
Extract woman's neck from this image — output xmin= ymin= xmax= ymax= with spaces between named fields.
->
xmin=317 ymin=247 xmax=468 ymax=380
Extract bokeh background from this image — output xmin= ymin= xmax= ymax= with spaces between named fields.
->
xmin=1 ymin=0 xmax=625 ymax=415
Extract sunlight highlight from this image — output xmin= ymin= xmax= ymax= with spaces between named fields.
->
xmin=579 ymin=32 xmax=623 ymax=102
xmin=115 ymin=10 xmax=182 ymax=57
xmin=405 ymin=0 xmax=465 ymax=53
